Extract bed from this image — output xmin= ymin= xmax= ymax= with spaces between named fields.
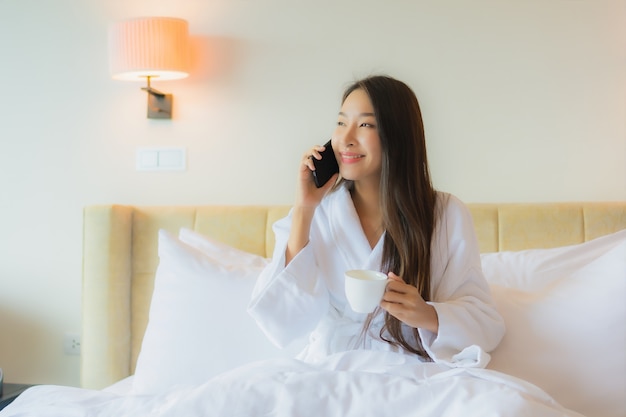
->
xmin=2 ymin=202 xmax=625 ymax=417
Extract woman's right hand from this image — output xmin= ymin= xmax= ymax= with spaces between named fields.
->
xmin=286 ymin=144 xmax=338 ymax=264
xmin=295 ymin=144 xmax=338 ymax=209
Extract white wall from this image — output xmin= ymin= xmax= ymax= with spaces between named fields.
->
xmin=0 ymin=0 xmax=624 ymax=387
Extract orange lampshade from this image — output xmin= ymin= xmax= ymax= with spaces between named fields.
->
xmin=109 ymin=17 xmax=190 ymax=81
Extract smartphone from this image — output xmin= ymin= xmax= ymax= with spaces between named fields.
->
xmin=312 ymin=140 xmax=339 ymax=188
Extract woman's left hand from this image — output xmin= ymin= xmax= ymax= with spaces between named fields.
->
xmin=380 ymin=272 xmax=439 ymax=334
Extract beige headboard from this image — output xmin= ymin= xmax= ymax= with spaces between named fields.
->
xmin=81 ymin=202 xmax=626 ymax=389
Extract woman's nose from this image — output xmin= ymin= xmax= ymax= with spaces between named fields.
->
xmin=334 ymin=126 xmax=355 ymax=149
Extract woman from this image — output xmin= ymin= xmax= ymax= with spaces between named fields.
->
xmin=248 ymin=75 xmax=504 ymax=367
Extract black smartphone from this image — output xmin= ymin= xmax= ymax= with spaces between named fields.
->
xmin=312 ymin=140 xmax=339 ymax=188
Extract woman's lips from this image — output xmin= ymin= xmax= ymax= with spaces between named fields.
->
xmin=340 ymin=153 xmax=364 ymax=164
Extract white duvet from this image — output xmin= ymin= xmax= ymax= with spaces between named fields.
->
xmin=2 ymin=350 xmax=584 ymax=417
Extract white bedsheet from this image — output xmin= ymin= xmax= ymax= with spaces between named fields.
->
xmin=1 ymin=351 xmax=584 ymax=417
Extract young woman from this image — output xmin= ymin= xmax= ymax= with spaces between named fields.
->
xmin=248 ymin=75 xmax=504 ymax=366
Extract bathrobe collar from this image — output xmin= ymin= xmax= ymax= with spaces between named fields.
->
xmin=327 ymin=185 xmax=385 ymax=273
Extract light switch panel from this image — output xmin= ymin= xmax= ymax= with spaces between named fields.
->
xmin=136 ymin=147 xmax=186 ymax=171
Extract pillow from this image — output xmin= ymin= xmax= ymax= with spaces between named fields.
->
xmin=483 ymin=230 xmax=626 ymax=417
xmin=132 ymin=230 xmax=303 ymax=395
xmin=179 ymin=227 xmax=269 ymax=268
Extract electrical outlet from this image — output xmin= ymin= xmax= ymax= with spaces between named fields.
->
xmin=63 ymin=333 xmax=81 ymax=356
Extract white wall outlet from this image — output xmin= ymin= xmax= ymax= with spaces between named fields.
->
xmin=63 ymin=333 xmax=81 ymax=356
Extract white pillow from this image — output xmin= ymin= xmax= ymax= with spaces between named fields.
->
xmin=179 ymin=227 xmax=269 ymax=268
xmin=483 ymin=230 xmax=626 ymax=417
xmin=132 ymin=230 xmax=303 ymax=395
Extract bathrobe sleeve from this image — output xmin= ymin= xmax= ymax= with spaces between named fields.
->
xmin=418 ymin=195 xmax=505 ymax=365
xmin=247 ymin=211 xmax=330 ymax=348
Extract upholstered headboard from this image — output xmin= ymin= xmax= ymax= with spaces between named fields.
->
xmin=81 ymin=202 xmax=626 ymax=389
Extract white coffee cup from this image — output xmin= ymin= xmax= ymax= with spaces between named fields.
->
xmin=344 ymin=269 xmax=389 ymax=313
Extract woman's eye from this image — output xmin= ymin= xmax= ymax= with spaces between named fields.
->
xmin=360 ymin=123 xmax=375 ymax=128
xmin=337 ymin=121 xmax=346 ymax=126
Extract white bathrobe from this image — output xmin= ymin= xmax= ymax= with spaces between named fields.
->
xmin=248 ymin=185 xmax=504 ymax=368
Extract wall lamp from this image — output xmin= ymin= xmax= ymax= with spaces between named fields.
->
xmin=108 ymin=17 xmax=190 ymax=119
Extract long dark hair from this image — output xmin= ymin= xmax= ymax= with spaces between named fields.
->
xmin=340 ymin=75 xmax=437 ymax=359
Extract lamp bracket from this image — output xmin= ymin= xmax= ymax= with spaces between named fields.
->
xmin=141 ymin=76 xmax=172 ymax=119
xmin=141 ymin=86 xmax=166 ymax=98
xmin=144 ymin=91 xmax=172 ymax=119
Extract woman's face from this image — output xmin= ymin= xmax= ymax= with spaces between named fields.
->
xmin=332 ymin=88 xmax=382 ymax=185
